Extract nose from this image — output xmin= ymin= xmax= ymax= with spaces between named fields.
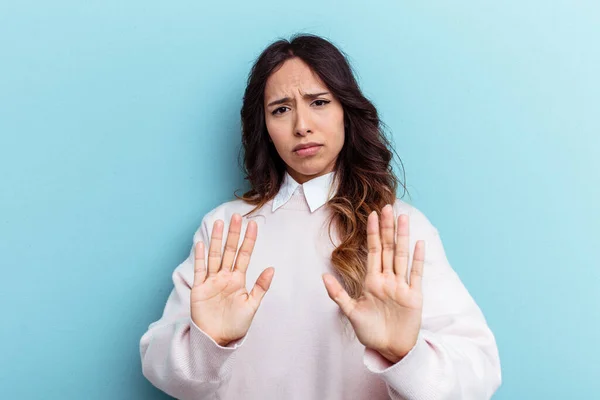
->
xmin=294 ymin=104 xmax=312 ymax=137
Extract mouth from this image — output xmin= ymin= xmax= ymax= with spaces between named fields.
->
xmin=293 ymin=143 xmax=323 ymax=157
xmin=293 ymin=142 xmax=323 ymax=152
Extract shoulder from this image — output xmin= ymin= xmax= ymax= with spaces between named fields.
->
xmin=392 ymin=198 xmax=439 ymax=238
xmin=191 ymin=198 xmax=259 ymax=242
xmin=201 ymin=198 xmax=259 ymax=226
xmin=392 ymin=199 xmax=453 ymax=276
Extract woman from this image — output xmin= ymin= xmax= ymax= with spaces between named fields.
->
xmin=139 ymin=34 xmax=501 ymax=399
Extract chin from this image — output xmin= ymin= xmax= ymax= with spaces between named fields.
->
xmin=290 ymin=163 xmax=333 ymax=177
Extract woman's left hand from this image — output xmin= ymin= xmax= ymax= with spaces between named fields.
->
xmin=322 ymin=204 xmax=426 ymax=364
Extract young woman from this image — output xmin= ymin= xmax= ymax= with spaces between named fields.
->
xmin=139 ymin=34 xmax=501 ymax=399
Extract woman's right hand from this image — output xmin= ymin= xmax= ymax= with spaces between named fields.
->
xmin=191 ymin=214 xmax=275 ymax=347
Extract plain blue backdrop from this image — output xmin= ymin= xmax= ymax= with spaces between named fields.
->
xmin=1 ymin=1 xmax=598 ymax=399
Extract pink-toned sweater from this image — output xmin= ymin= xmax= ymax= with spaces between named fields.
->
xmin=139 ymin=171 xmax=502 ymax=399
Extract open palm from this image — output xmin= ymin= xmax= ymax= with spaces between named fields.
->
xmin=322 ymin=204 xmax=425 ymax=362
xmin=191 ymin=214 xmax=275 ymax=347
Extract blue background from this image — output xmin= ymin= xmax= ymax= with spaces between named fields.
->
xmin=1 ymin=1 xmax=598 ymax=398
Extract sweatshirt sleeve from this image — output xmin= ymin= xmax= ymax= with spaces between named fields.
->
xmin=139 ymin=215 xmax=247 ymax=400
xmin=363 ymin=206 xmax=502 ymax=400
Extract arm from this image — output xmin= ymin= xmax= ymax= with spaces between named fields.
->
xmin=363 ymin=208 xmax=502 ymax=400
xmin=139 ymin=216 xmax=247 ymax=400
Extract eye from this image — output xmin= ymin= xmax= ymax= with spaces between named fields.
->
xmin=313 ymin=100 xmax=330 ymax=107
xmin=272 ymin=106 xmax=288 ymax=115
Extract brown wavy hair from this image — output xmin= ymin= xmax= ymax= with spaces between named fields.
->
xmin=235 ymin=33 xmax=408 ymax=300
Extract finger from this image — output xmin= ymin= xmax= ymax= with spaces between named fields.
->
xmin=207 ymin=220 xmax=224 ymax=277
xmin=220 ymin=214 xmax=243 ymax=273
xmin=380 ymin=204 xmax=395 ymax=275
xmin=366 ymin=211 xmax=382 ymax=275
xmin=409 ymin=240 xmax=426 ymax=291
xmin=233 ymin=220 xmax=257 ymax=274
xmin=322 ymin=273 xmax=356 ymax=317
xmin=248 ymin=267 xmax=275 ymax=310
xmin=192 ymin=241 xmax=207 ymax=286
xmin=394 ymin=214 xmax=410 ymax=282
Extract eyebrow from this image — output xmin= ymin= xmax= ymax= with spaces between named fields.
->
xmin=266 ymin=92 xmax=330 ymax=107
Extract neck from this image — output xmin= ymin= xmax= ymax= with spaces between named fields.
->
xmin=287 ymin=164 xmax=336 ymax=185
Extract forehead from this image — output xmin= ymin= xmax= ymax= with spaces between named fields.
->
xmin=264 ymin=58 xmax=327 ymax=98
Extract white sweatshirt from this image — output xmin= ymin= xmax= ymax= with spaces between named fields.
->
xmin=139 ymin=171 xmax=502 ymax=400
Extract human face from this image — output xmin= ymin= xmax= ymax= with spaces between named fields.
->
xmin=264 ymin=57 xmax=345 ymax=184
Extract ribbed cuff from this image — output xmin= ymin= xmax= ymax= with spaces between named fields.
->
xmin=363 ymin=330 xmax=449 ymax=399
xmin=188 ymin=317 xmax=248 ymax=381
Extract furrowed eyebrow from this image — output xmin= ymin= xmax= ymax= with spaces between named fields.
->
xmin=266 ymin=92 xmax=330 ymax=107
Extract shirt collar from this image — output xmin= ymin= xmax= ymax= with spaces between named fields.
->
xmin=272 ymin=171 xmax=339 ymax=213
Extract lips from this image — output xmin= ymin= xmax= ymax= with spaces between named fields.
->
xmin=293 ymin=142 xmax=322 ymax=152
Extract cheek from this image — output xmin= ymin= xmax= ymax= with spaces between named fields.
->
xmin=265 ymin=119 xmax=290 ymax=148
xmin=265 ymin=118 xmax=281 ymax=138
xmin=326 ymin=112 xmax=345 ymax=145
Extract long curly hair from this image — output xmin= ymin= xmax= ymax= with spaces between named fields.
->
xmin=235 ymin=33 xmax=408 ymax=299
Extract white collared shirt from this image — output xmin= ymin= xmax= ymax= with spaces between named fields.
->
xmin=272 ymin=170 xmax=339 ymax=213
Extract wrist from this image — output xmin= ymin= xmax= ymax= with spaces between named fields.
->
xmin=377 ymin=337 xmax=419 ymax=364
xmin=191 ymin=318 xmax=230 ymax=347
xmin=377 ymin=348 xmax=405 ymax=364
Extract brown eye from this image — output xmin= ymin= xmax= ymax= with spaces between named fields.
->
xmin=272 ymin=107 xmax=288 ymax=115
xmin=313 ymin=100 xmax=330 ymax=107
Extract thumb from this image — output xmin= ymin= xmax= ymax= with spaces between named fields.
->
xmin=248 ymin=267 xmax=275 ymax=309
xmin=322 ymin=273 xmax=354 ymax=317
